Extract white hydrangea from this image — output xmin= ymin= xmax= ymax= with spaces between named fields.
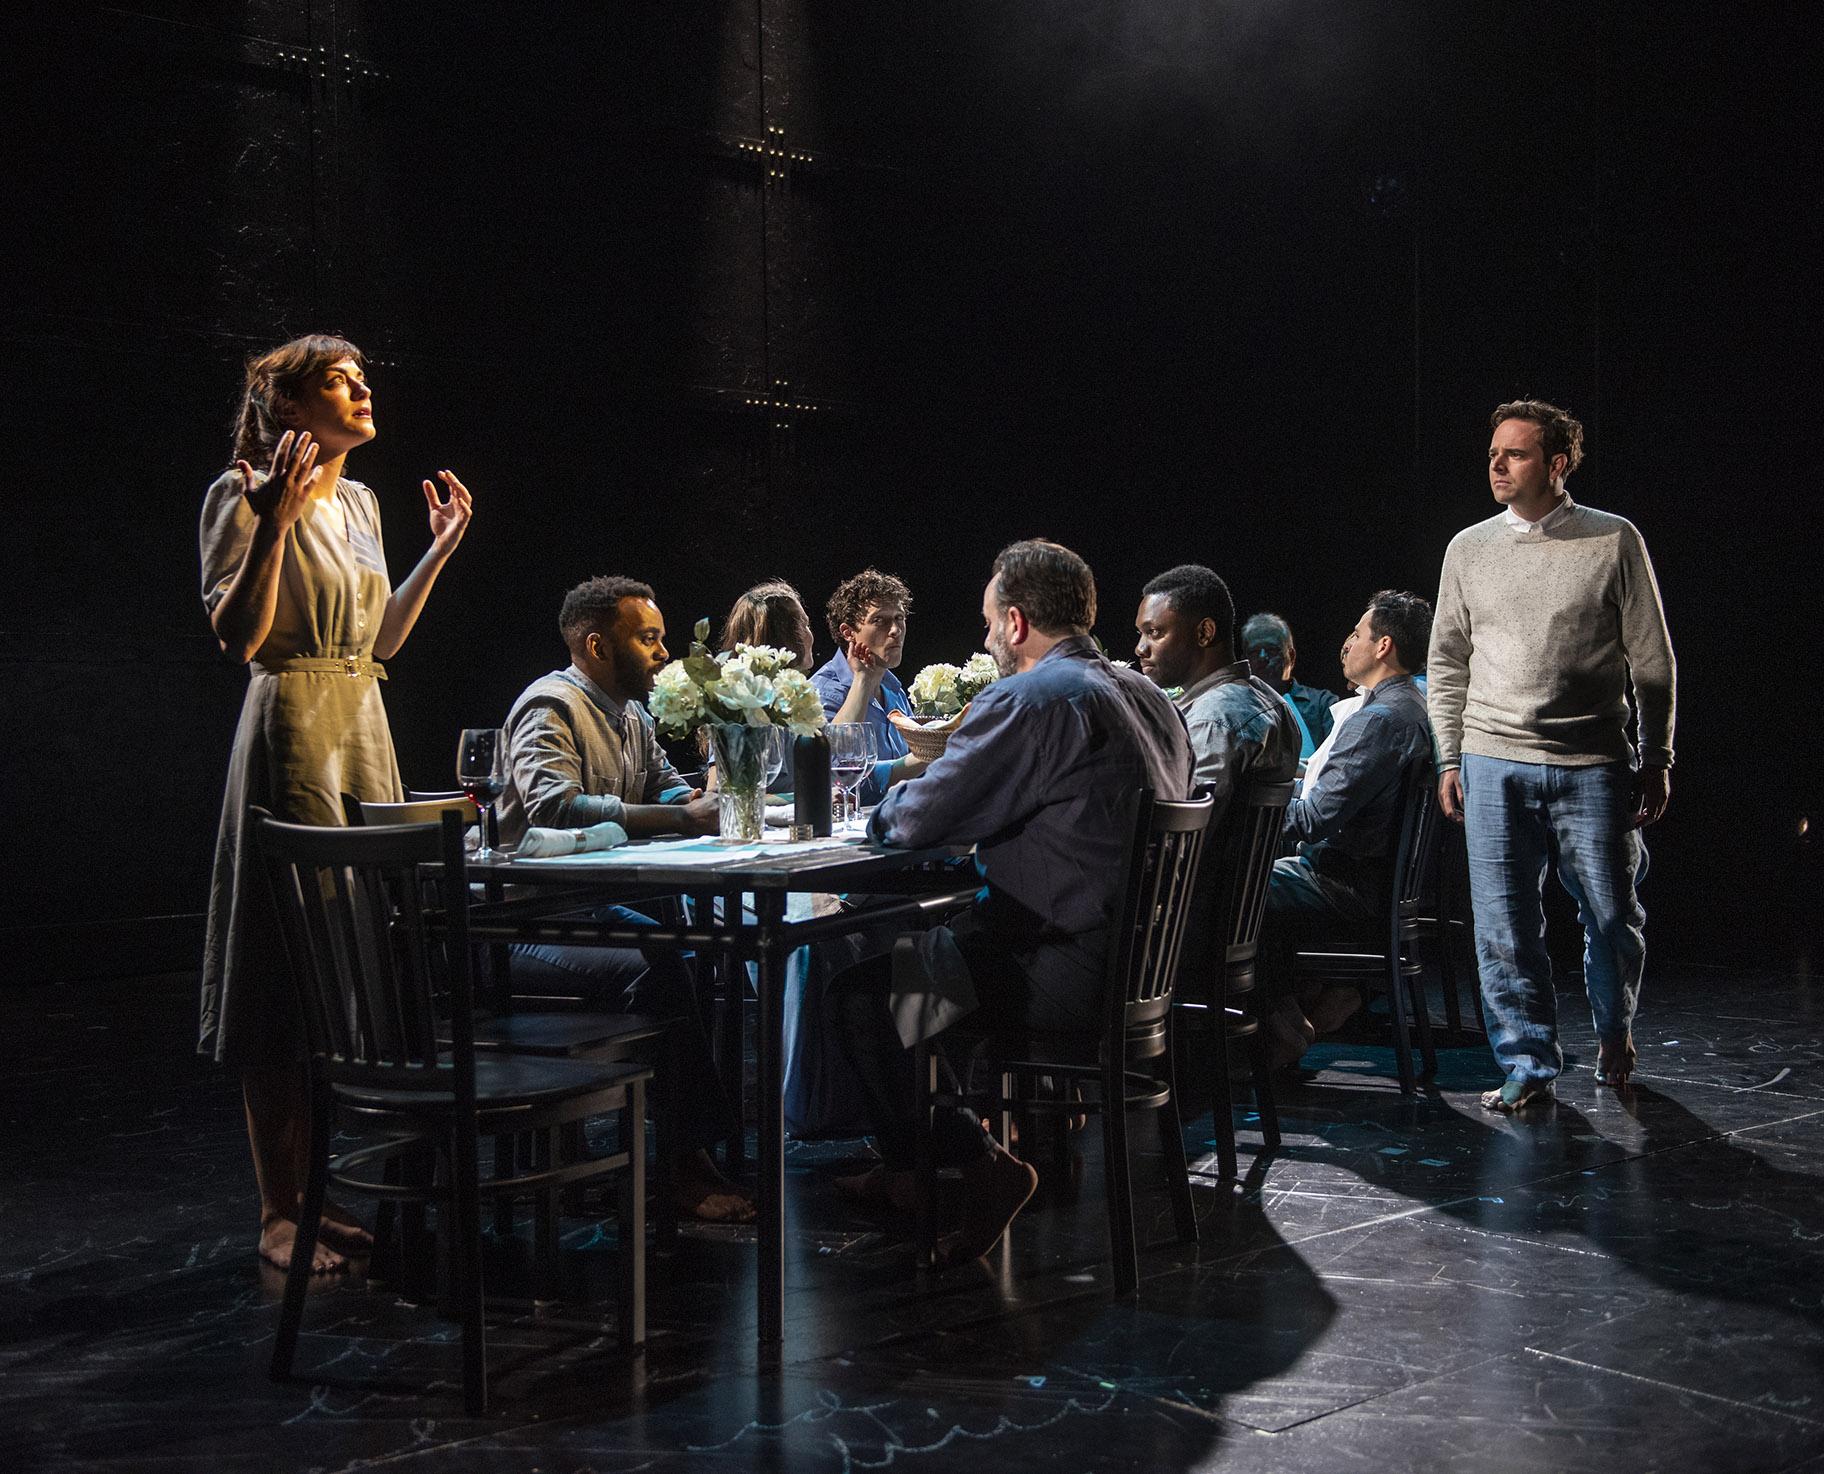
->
xmin=774 ymin=668 xmax=827 ymax=736
xmin=649 ymin=661 xmax=707 ymax=737
xmin=908 ymin=662 xmax=963 ymax=716
xmin=956 ymin=652 xmax=1001 ymax=702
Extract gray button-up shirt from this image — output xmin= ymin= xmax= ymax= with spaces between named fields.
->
xmin=496 ymin=665 xmax=687 ymax=847
xmin=1176 ymin=661 xmax=1303 ymax=830
xmin=868 ymin=635 xmax=1194 ymax=1023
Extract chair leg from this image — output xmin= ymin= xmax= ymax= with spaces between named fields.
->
xmin=270 ymin=1090 xmax=332 ymax=1381
xmin=1100 ymin=1063 xmax=1139 ymax=1296
xmin=1246 ymin=1012 xmax=1282 ymax=1152
xmin=652 ymin=1025 xmax=678 ymax=1253
xmin=618 ymin=1080 xmax=647 ymax=1352
xmin=492 ymin=1134 xmax=516 ymax=1239
xmin=1409 ymin=960 xmax=1438 ymax=1078
xmin=533 ymin=1129 xmax=560 ymax=1301
xmin=1438 ymin=844 xmax=1465 ymax=1034
xmin=1155 ymin=1049 xmax=1198 ymax=1246
xmin=1209 ymin=1009 xmax=1238 ymax=1181
xmin=1387 ymin=956 xmax=1418 ymax=1095
xmin=450 ymin=1125 xmax=489 ymax=1416
xmin=914 ymin=1039 xmax=936 ymax=1271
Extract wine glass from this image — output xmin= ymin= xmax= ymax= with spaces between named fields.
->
xmin=826 ymin=723 xmax=872 ymax=832
xmin=455 ymin=727 xmax=507 ymax=862
xmin=762 ymin=725 xmax=789 ymax=792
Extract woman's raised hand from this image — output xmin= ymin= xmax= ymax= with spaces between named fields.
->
xmin=423 ymin=469 xmax=473 ymax=554
xmin=238 ymin=430 xmax=321 ymax=530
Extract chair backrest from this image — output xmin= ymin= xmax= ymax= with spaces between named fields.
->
xmin=1200 ymin=778 xmax=1297 ymax=985
xmin=1388 ymin=753 xmax=1441 ymax=941
xmin=255 ymin=808 xmax=476 ymax=1096
xmin=1104 ymin=789 xmax=1216 ymax=1044
xmin=356 ymin=795 xmax=481 ymax=827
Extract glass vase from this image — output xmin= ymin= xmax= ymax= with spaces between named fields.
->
xmin=710 ymin=723 xmax=770 ymax=843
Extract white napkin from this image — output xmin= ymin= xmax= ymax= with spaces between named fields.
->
xmin=515 ymin=821 xmax=629 ymax=858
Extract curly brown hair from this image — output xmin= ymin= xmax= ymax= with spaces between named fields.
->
xmin=824 ymin=568 xmax=912 ymax=645
xmin=229 ymin=334 xmax=365 ymax=468
xmin=1490 ymin=398 xmax=1585 ymax=476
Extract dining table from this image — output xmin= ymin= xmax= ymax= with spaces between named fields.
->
xmin=461 ymin=829 xmax=974 ymax=1348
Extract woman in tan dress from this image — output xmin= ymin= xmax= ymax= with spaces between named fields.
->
xmin=199 ymin=334 xmax=474 ymax=1272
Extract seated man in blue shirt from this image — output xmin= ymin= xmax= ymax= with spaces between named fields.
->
xmin=828 ymin=540 xmax=1195 ymax=1267
xmin=1262 ymin=590 xmax=1435 ymax=1066
xmin=1135 ymin=563 xmax=1301 ymax=832
xmin=810 ymin=568 xmax=927 ymax=805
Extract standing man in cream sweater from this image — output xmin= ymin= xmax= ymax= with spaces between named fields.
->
xmin=1429 ymin=400 xmax=1675 ymax=1112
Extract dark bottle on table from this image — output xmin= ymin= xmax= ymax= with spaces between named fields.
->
xmin=793 ymin=731 xmax=832 ymax=837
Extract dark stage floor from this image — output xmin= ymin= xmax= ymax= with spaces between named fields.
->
xmin=4 ymin=962 xmax=1823 ymax=1473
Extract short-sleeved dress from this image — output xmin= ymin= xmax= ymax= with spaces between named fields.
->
xmin=197 ymin=470 xmax=404 ymax=1066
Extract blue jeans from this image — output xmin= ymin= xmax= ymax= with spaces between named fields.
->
xmin=1462 ymin=755 xmax=1648 ymax=1086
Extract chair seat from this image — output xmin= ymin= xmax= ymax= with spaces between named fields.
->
xmin=336 ymin=1053 xmax=650 ymax=1114
xmin=468 ymin=1011 xmax=670 ymax=1058
xmin=1294 ymin=949 xmax=1422 ymax=976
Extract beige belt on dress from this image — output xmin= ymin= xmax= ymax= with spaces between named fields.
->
xmin=254 ymin=656 xmax=388 ymax=681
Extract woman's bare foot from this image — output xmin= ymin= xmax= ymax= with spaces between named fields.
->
xmin=932 ymin=1145 xmax=1038 ymax=1269
xmin=260 ymin=1215 xmax=346 ymax=1274
xmin=312 ymin=1199 xmax=374 ymax=1255
xmin=673 ymin=1150 xmax=757 ymax=1224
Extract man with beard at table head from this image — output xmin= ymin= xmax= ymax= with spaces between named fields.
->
xmin=1135 ymin=562 xmax=1300 ymax=831
xmin=826 ymin=539 xmax=1194 ymax=1268
xmin=494 ymin=575 xmax=751 ymax=1222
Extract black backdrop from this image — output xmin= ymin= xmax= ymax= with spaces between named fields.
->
xmin=3 ymin=2 xmax=1817 ymax=981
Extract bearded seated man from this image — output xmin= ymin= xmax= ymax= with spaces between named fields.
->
xmin=496 ymin=574 xmax=750 ymax=1223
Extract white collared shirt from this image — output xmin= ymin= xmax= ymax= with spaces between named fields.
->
xmin=1502 ymin=490 xmax=1577 ymax=535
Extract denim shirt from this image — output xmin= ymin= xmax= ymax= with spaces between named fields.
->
xmin=1176 ymin=662 xmax=1303 ymax=831
xmin=1283 ymin=673 xmax=1431 ymax=877
xmin=868 ymin=635 xmax=1194 ymax=1022
xmin=810 ymin=651 xmax=912 ymax=805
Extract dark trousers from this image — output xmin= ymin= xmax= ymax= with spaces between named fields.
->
xmin=509 ymin=903 xmax=734 ymax=1153
xmin=1260 ymin=852 xmax=1379 ymax=1005
xmin=825 ymin=922 xmax=1078 ymax=1172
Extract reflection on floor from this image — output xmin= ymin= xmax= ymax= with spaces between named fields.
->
xmin=3 ymin=963 xmax=1822 ymax=1473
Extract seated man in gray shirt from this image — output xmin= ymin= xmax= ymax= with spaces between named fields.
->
xmin=828 ymin=541 xmax=1195 ymax=1268
xmin=1262 ymin=590 xmax=1435 ymax=1067
xmin=1135 ymin=563 xmax=1301 ymax=831
xmin=497 ymin=575 xmax=747 ymax=1221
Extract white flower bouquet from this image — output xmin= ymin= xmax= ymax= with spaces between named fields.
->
xmin=650 ymin=620 xmax=826 ymax=841
xmin=649 ymin=619 xmax=826 ymax=740
xmin=894 ymin=652 xmax=1001 ymax=760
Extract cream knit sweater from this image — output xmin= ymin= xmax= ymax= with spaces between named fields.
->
xmin=1427 ymin=501 xmax=1676 ymax=770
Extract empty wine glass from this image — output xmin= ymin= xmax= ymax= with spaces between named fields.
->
xmin=455 ymin=727 xmax=507 ymax=862
xmin=827 ymin=723 xmax=873 ymax=832
xmin=763 ymin=725 xmax=789 ymax=791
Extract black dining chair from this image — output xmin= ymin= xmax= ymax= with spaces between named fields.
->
xmin=257 ymin=809 xmax=650 ymax=1415
xmin=352 ymin=794 xmax=682 ymax=1247
xmin=1173 ymin=778 xmax=1296 ymax=1180
xmin=1291 ymin=753 xmax=1442 ymax=1094
xmin=912 ymin=788 xmax=1216 ymax=1295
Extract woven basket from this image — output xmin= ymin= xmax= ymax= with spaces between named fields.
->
xmin=889 ymin=705 xmax=969 ymax=763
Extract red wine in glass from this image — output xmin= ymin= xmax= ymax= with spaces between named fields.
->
xmin=455 ymin=728 xmax=507 ymax=861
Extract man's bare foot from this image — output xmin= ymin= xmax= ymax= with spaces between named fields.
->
xmin=1308 ymin=985 xmax=1364 ymax=1036
xmin=1595 ymin=1035 xmax=1637 ymax=1088
xmin=834 ymin=1163 xmax=920 ymax=1214
xmin=260 ymin=1215 xmax=346 ymax=1274
xmin=673 ymin=1150 xmax=757 ymax=1224
xmin=315 ymin=1199 xmax=375 ymax=1255
xmin=1267 ymin=1007 xmax=1316 ymax=1071
xmin=932 ymin=1146 xmax=1038 ymax=1269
